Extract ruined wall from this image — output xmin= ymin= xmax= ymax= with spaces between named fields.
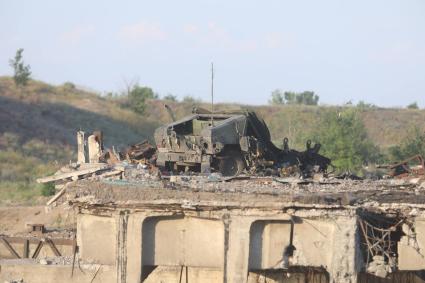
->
xmin=84 ymin=209 xmax=358 ymax=283
xmin=248 ymin=219 xmax=334 ymax=269
xmin=142 ymin=216 xmax=224 ymax=267
xmin=77 ymin=213 xmax=117 ymax=265
xmin=398 ymin=219 xmax=425 ymax=270
xmin=4 ymin=207 xmax=425 ymax=283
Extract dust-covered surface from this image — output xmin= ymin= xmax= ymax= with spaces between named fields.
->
xmin=63 ymin=176 xmax=425 ymax=211
xmin=0 ymin=206 xmax=76 ymax=236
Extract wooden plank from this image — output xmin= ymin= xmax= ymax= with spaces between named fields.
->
xmin=46 ymin=186 xmax=67 ymax=206
xmin=36 ymin=164 xmax=110 ymax=183
xmin=0 ymin=237 xmax=20 ymax=258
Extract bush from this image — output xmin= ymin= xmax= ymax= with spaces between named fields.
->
xmin=269 ymin=90 xmax=319 ymax=105
xmin=269 ymin=89 xmax=284 ymax=105
xmin=62 ymin=82 xmax=76 ymax=91
xmin=41 ymin=183 xmax=56 ymax=196
xmin=9 ymin=48 xmax=31 ymax=87
xmin=128 ymin=85 xmax=157 ymax=114
xmin=407 ymin=102 xmax=419 ymax=109
xmin=313 ymin=108 xmax=382 ymax=172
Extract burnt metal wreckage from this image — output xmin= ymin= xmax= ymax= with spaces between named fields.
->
xmin=154 ymin=107 xmax=331 ymax=177
xmin=36 ymin=106 xmax=425 ymax=187
xmin=378 ymin=154 xmax=425 ymax=179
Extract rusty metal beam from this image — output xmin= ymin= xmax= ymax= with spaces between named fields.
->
xmin=0 ymin=237 xmax=20 ymax=259
xmin=3 ymin=236 xmax=75 ymax=246
xmin=46 ymin=238 xmax=61 ymax=257
xmin=32 ymin=241 xmax=43 ymax=259
xmin=23 ymin=239 xmax=29 ymax=258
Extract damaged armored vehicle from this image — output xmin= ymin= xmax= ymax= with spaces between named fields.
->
xmin=154 ymin=107 xmax=330 ymax=176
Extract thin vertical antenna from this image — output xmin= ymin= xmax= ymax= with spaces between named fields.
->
xmin=211 ymin=62 xmax=214 ymax=125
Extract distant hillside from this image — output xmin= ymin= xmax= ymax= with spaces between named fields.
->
xmin=0 ymin=76 xmax=424 ymax=204
xmin=0 ymin=77 xmax=160 ymax=204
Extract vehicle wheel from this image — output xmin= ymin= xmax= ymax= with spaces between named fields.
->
xmin=217 ymin=150 xmax=245 ymax=176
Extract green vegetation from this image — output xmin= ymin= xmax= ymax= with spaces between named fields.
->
xmin=0 ymin=76 xmax=160 ymax=204
xmin=389 ymin=127 xmax=425 ymax=161
xmin=41 ymin=183 xmax=56 ymax=196
xmin=407 ymin=102 xmax=419 ymax=110
xmin=269 ymin=90 xmax=319 ymax=105
xmin=313 ymin=109 xmax=382 ymax=172
xmin=128 ymin=85 xmax=158 ymax=114
xmin=9 ymin=48 xmax=31 ymax=87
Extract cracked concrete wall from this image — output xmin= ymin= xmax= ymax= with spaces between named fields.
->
xmin=248 ymin=219 xmax=334 ymax=269
xmin=399 ymin=219 xmax=425 ymax=270
xmin=77 ymin=213 xmax=117 ymax=265
xmin=329 ymin=216 xmax=360 ymax=283
xmin=76 ymin=210 xmax=359 ymax=283
xmin=73 ymin=209 xmax=390 ymax=283
xmin=142 ymin=216 xmax=224 ymax=267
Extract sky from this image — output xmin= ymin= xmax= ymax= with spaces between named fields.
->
xmin=1 ymin=0 xmax=424 ymax=107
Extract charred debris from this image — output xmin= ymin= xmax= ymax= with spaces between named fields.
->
xmin=37 ymin=107 xmax=425 ymax=190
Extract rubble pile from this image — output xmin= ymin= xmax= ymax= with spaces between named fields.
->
xmin=37 ymin=131 xmax=425 ymax=210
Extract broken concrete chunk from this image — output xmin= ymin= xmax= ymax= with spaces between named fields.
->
xmin=88 ymin=134 xmax=102 ymax=163
xmin=77 ymin=131 xmax=86 ymax=164
xmin=37 ymin=164 xmax=110 ymax=184
xmin=375 ymin=267 xmax=388 ymax=278
xmin=39 ymin=258 xmax=50 ymax=265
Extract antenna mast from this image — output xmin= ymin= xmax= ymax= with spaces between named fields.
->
xmin=211 ymin=62 xmax=214 ymax=125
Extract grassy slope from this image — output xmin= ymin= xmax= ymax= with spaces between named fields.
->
xmin=1 ymin=76 xmax=424 ymax=203
xmin=0 ymin=77 xmax=160 ymax=204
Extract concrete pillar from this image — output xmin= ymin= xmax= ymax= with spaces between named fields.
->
xmin=88 ymin=134 xmax=101 ymax=163
xmin=76 ymin=131 xmax=86 ymax=164
xmin=126 ymin=213 xmax=147 ymax=283
xmin=225 ymin=216 xmax=253 ymax=283
xmin=328 ymin=216 xmax=359 ymax=283
xmin=117 ymin=211 xmax=130 ymax=283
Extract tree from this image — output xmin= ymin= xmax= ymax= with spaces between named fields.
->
xmin=407 ymin=102 xmax=419 ymax=109
xmin=313 ymin=108 xmax=381 ymax=172
xmin=296 ymin=91 xmax=319 ymax=105
xmin=128 ymin=85 xmax=158 ymax=114
xmin=269 ymin=89 xmax=284 ymax=105
xmin=270 ymin=90 xmax=319 ymax=105
xmin=284 ymin=91 xmax=296 ymax=104
xmin=9 ymin=48 xmax=31 ymax=87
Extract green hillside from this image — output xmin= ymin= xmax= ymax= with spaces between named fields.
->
xmin=1 ymin=76 xmax=424 ymax=204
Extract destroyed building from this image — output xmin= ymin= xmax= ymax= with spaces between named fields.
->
xmin=2 ymin=114 xmax=425 ymax=283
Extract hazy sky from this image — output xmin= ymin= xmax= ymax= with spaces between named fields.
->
xmin=1 ymin=0 xmax=424 ymax=107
